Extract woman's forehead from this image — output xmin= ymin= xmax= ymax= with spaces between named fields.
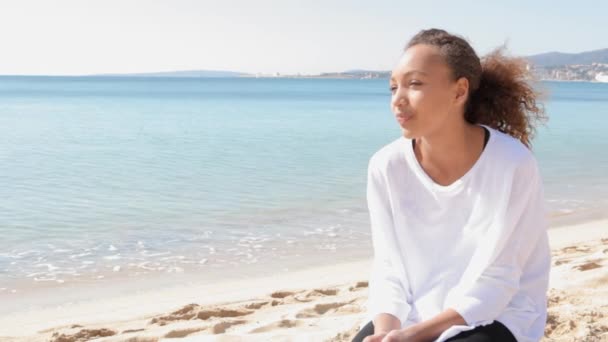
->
xmin=391 ymin=45 xmax=448 ymax=79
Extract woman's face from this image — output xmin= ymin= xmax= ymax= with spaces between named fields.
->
xmin=390 ymin=44 xmax=466 ymax=139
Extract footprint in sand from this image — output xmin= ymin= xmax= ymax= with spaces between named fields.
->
xmin=164 ymin=326 xmax=208 ymax=338
xmin=266 ymin=288 xmax=341 ymax=305
xmin=562 ymin=245 xmax=592 ymax=254
xmin=50 ymin=328 xmax=116 ymax=342
xmin=197 ymin=308 xmax=253 ymax=320
xmin=295 ymin=299 xmax=360 ymax=318
xmin=574 ymin=261 xmax=602 ymax=271
xmin=349 ymin=281 xmax=368 ymax=291
xmin=40 ymin=324 xmax=85 ymax=334
xmin=244 ymin=301 xmax=269 ymax=309
xmin=162 ymin=319 xmax=248 ymax=337
xmin=308 ymin=288 xmax=339 ymax=296
xmin=149 ymin=304 xmax=200 ymax=325
xmin=149 ymin=304 xmax=253 ymax=326
xmin=127 ymin=338 xmax=159 ymax=342
xmin=249 ymin=319 xmax=306 ymax=333
xmin=293 ymin=288 xmax=340 ymax=302
xmin=267 ymin=290 xmax=302 ymax=304
xmin=270 ymin=290 xmax=299 ymax=299
xmin=122 ymin=328 xmax=146 ymax=333
xmin=211 ymin=319 xmax=249 ymax=334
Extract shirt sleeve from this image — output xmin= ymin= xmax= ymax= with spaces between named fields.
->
xmin=445 ymin=153 xmax=549 ymax=326
xmin=366 ymin=156 xmax=411 ymax=325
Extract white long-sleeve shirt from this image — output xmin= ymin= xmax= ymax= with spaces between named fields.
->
xmin=362 ymin=124 xmax=551 ymax=342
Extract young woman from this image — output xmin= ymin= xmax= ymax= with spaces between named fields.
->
xmin=352 ymin=29 xmax=550 ymax=342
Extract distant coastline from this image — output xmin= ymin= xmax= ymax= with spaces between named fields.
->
xmin=1 ymin=71 xmax=607 ymax=82
xmin=115 ymin=47 xmax=608 ymax=82
xmin=3 ymin=48 xmax=607 ymax=82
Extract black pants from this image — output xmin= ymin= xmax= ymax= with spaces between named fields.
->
xmin=351 ymin=320 xmax=516 ymax=342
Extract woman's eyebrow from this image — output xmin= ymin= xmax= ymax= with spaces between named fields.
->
xmin=390 ymin=70 xmax=429 ymax=81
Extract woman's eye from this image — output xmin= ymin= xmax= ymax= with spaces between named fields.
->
xmin=389 ymin=86 xmax=397 ymax=93
xmin=409 ymin=81 xmax=422 ymax=86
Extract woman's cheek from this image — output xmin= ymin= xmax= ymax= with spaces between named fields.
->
xmin=409 ymin=91 xmax=426 ymax=108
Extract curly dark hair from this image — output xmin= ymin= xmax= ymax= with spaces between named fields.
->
xmin=405 ymin=28 xmax=548 ymax=148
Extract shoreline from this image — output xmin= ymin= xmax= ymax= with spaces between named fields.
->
xmin=1 ymin=218 xmax=607 ymax=340
xmin=2 ymin=207 xmax=605 ymax=298
xmin=0 ymin=258 xmax=373 ymax=337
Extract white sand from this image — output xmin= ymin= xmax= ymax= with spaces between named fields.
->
xmin=1 ymin=219 xmax=606 ymax=342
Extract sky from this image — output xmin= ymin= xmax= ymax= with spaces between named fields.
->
xmin=0 ymin=0 xmax=606 ymax=76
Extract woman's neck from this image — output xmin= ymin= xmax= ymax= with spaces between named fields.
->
xmin=412 ymin=122 xmax=486 ymax=186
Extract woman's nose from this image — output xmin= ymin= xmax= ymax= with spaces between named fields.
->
xmin=392 ymin=92 xmax=407 ymax=107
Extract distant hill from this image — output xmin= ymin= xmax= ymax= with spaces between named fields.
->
xmin=316 ymin=69 xmax=390 ymax=79
xmin=322 ymin=49 xmax=608 ymax=81
xmin=525 ymin=48 xmax=608 ymax=67
xmin=97 ymin=70 xmax=250 ymax=77
xmin=86 ymin=48 xmax=607 ymax=82
xmin=341 ymin=69 xmax=386 ymax=75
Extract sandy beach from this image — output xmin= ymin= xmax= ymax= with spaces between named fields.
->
xmin=0 ymin=219 xmax=606 ymax=342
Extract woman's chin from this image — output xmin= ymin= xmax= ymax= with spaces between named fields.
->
xmin=400 ymin=127 xmax=416 ymax=139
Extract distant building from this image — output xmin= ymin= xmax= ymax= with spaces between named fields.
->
xmin=596 ymin=72 xmax=608 ymax=83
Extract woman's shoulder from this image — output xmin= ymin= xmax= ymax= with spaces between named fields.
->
xmin=486 ymin=127 xmax=540 ymax=182
xmin=485 ymin=125 xmax=538 ymax=170
xmin=368 ymin=136 xmax=406 ymax=172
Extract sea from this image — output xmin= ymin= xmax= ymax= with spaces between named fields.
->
xmin=1 ymin=76 xmax=607 ymax=312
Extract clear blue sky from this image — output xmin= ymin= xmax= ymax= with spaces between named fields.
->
xmin=0 ymin=0 xmax=605 ymax=75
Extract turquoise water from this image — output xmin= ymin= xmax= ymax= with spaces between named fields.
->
xmin=0 ymin=77 xmax=607 ymax=295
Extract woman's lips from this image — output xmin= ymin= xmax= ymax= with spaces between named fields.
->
xmin=396 ymin=114 xmax=412 ymax=123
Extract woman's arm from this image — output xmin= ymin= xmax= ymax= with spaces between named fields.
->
xmin=366 ymin=154 xmax=412 ymax=329
xmin=443 ymin=152 xmax=550 ymax=327
xmin=387 ymin=309 xmax=466 ymax=341
xmin=373 ymin=313 xmax=402 ymax=334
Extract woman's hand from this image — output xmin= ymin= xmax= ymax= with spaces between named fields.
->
xmin=361 ymin=331 xmax=388 ymax=342
xmin=376 ymin=308 xmax=465 ymax=341
xmin=361 ymin=325 xmax=422 ymax=342
xmin=380 ymin=326 xmax=421 ymax=341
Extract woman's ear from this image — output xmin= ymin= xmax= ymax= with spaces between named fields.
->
xmin=454 ymin=77 xmax=469 ymax=106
